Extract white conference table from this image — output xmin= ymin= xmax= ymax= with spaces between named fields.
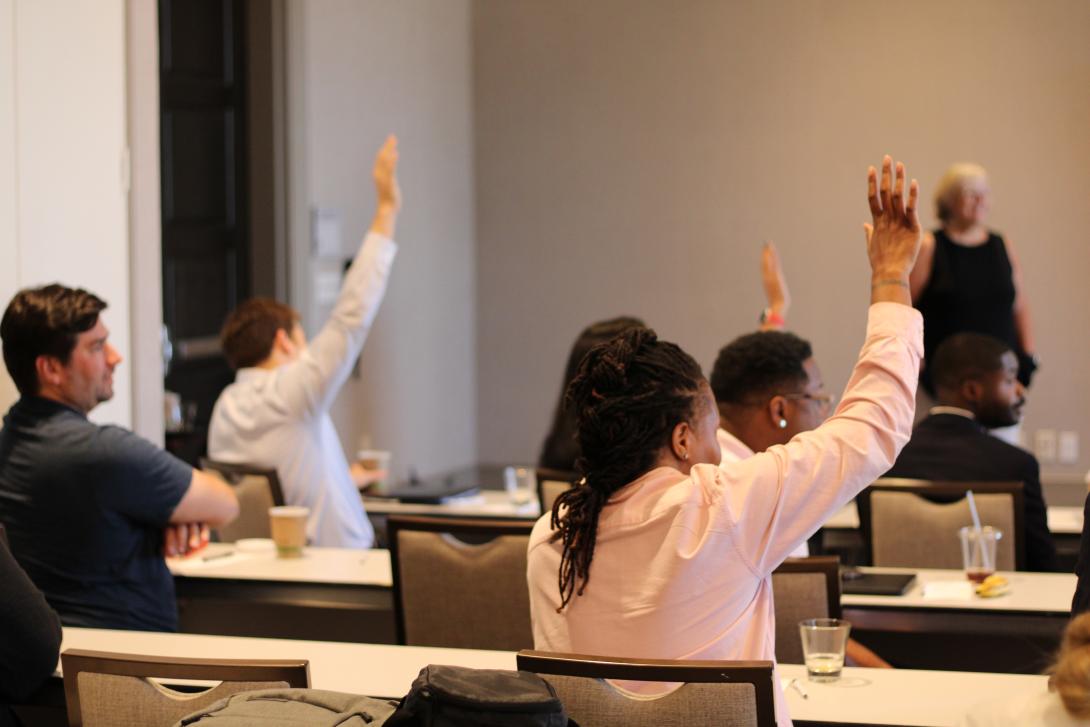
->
xmin=169 ymin=544 xmax=1073 ymax=672
xmin=362 ymin=489 xmax=541 ymax=519
xmin=174 ymin=544 xmax=1075 ymax=615
xmin=168 ymin=544 xmax=395 ymax=643
xmin=362 ymin=487 xmax=1086 ymax=537
xmin=55 ymin=627 xmax=1049 ymax=727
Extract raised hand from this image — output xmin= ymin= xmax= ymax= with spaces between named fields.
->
xmin=760 ymin=240 xmax=790 ymax=325
xmin=864 ymin=155 xmax=920 ymax=305
xmin=370 ymin=135 xmax=401 ymax=238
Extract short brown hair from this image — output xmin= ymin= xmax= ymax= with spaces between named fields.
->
xmin=1 ymin=284 xmax=108 ymax=396
xmin=220 ymin=298 xmax=300 ymax=370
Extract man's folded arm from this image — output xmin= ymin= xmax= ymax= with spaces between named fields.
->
xmin=170 ymin=470 xmax=239 ymax=527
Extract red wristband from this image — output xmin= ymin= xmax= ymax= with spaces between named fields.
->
xmin=760 ymin=308 xmax=785 ymax=328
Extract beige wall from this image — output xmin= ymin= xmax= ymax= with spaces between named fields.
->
xmin=473 ymin=0 xmax=1090 ymax=474
xmin=0 ymin=0 xmax=132 ymax=427
xmin=287 ymin=0 xmax=477 ymax=481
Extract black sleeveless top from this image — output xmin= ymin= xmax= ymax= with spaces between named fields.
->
xmin=916 ymin=229 xmax=1024 ymax=393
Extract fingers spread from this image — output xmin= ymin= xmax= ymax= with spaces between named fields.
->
xmin=906 ymin=179 xmax=920 ymax=228
xmin=892 ymin=162 xmax=906 ymax=221
xmin=867 ymin=166 xmax=882 ymax=217
xmin=879 ymin=155 xmax=893 ymax=217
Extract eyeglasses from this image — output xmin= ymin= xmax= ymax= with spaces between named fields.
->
xmin=782 ymin=392 xmax=837 ymax=409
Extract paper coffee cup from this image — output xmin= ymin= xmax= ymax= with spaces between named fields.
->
xmin=269 ymin=505 xmax=309 ymax=558
xmin=356 ymin=449 xmax=392 ymax=495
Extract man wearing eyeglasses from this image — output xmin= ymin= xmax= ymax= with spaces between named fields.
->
xmin=710 ymin=330 xmax=836 ymax=476
xmin=709 ymin=330 xmax=890 ymax=669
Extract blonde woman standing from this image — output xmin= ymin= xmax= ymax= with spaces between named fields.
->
xmin=910 ymin=163 xmax=1037 ymax=399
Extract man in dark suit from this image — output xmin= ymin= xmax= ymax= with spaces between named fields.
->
xmin=885 ymin=332 xmax=1056 ymax=571
xmin=1073 ymin=493 xmax=1090 ymax=615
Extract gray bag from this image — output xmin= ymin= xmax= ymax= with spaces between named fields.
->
xmin=175 ymin=688 xmax=398 ymax=726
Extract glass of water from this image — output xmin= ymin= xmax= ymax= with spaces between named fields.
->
xmin=503 ymin=466 xmax=536 ymax=506
xmin=799 ymin=618 xmax=851 ymax=682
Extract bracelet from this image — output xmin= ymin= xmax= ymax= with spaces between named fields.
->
xmin=871 ymin=279 xmax=910 ymax=289
xmin=759 ymin=308 xmax=785 ymax=327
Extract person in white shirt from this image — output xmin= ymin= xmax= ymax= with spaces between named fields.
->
xmin=958 ymin=612 xmax=1090 ymax=726
xmin=208 ymin=136 xmax=401 ymax=549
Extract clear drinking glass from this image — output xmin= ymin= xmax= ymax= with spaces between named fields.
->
xmin=799 ymin=618 xmax=851 ymax=682
xmin=959 ymin=526 xmax=1002 ymax=583
xmin=503 ymin=466 xmax=536 ymax=506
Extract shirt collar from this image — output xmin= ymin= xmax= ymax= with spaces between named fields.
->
xmin=929 ymin=405 xmax=976 ymax=420
xmin=235 ymin=367 xmax=271 ymax=383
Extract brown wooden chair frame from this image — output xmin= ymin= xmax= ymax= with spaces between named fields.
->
xmin=387 ymin=514 xmax=535 ymax=645
xmin=772 ymin=555 xmax=842 ymax=619
xmin=200 ymin=458 xmax=286 ymax=506
xmin=517 ymin=650 xmax=776 ymax=727
xmin=534 ymin=467 xmax=579 ymax=516
xmin=61 ymin=648 xmax=309 ymax=727
xmin=857 ymin=477 xmax=1026 ymax=570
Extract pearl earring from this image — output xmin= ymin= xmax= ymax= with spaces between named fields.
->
xmin=778 ymin=419 xmax=787 ymax=429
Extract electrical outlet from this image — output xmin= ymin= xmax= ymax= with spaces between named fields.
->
xmin=1035 ymin=429 xmax=1057 ymax=463
xmin=1059 ymin=431 xmax=1079 ymax=464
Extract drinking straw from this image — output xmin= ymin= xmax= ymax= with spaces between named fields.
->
xmin=965 ymin=490 xmax=992 ymax=572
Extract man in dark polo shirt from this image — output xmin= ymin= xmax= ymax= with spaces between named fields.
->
xmin=0 ymin=285 xmax=239 ymax=631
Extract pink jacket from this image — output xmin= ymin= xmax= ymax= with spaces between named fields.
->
xmin=527 ymin=303 xmax=923 ymax=726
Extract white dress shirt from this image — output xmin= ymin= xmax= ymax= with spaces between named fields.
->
xmin=718 ymin=427 xmax=808 ymax=558
xmin=209 ymin=232 xmax=397 ymax=549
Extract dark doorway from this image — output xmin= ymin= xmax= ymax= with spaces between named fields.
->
xmin=159 ymin=0 xmax=279 ymax=464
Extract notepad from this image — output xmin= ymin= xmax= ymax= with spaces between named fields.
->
xmin=921 ymin=581 xmax=974 ymax=600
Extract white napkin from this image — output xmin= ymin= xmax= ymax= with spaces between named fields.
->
xmin=921 ymin=581 xmax=974 ymax=600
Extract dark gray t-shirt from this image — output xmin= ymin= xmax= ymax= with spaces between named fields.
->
xmin=0 ymin=397 xmax=191 ymax=631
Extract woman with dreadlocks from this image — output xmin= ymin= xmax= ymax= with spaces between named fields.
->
xmin=527 ymin=156 xmax=924 ymax=727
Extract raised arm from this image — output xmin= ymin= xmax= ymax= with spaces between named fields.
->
xmin=758 ymin=241 xmax=790 ymax=330
xmin=276 ymin=136 xmax=401 ymax=416
xmin=718 ymin=156 xmax=924 ymax=572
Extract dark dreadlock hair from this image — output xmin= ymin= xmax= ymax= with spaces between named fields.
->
xmin=539 ymin=316 xmax=646 ymax=471
xmin=550 ymin=326 xmax=705 ymax=611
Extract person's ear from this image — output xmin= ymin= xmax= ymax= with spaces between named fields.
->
xmin=961 ymin=379 xmax=983 ymax=406
xmin=671 ymin=420 xmax=693 ymax=462
xmin=34 ymin=355 xmax=64 ymax=389
xmin=273 ymin=328 xmax=295 ymax=356
xmin=767 ymin=396 xmax=789 ymax=431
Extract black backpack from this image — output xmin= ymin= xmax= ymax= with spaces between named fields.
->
xmin=384 ymin=665 xmax=574 ymax=727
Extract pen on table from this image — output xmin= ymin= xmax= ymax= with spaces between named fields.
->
xmin=788 ymin=678 xmax=808 ymax=699
xmin=202 ymin=550 xmax=236 ymax=562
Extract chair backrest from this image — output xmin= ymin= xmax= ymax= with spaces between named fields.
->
xmin=200 ymin=459 xmax=285 ymax=541
xmin=535 ymin=468 xmax=578 ymax=515
xmin=859 ymin=478 xmax=1024 ymax=570
xmin=61 ymin=648 xmax=309 ymax=727
xmin=517 ymin=651 xmax=776 ymax=727
xmin=388 ymin=515 xmax=535 ymax=650
xmin=771 ymin=556 xmax=841 ymax=664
